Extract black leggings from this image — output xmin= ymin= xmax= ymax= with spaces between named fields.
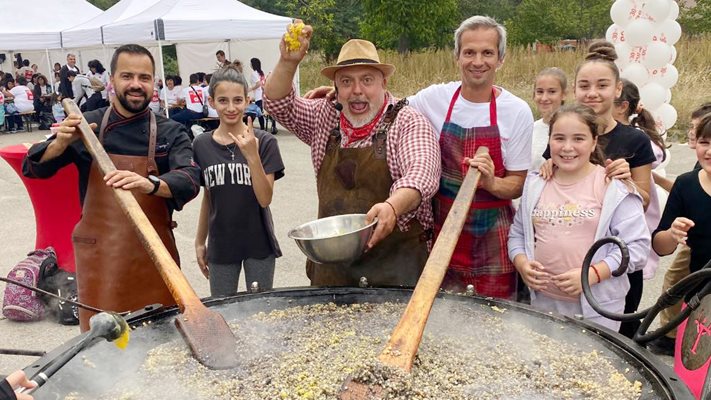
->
xmin=619 ymin=270 xmax=643 ymax=338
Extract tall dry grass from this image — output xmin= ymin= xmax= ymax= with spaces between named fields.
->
xmin=300 ymin=35 xmax=711 ymax=142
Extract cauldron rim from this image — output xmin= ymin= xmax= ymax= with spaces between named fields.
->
xmin=25 ymin=286 xmax=693 ymax=399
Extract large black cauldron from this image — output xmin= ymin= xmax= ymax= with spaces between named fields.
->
xmin=26 ymin=287 xmax=692 ymax=399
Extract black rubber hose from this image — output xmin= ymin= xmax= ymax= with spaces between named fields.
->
xmin=580 ymin=237 xmax=711 ymax=343
xmin=580 ymin=236 xmax=646 ymax=321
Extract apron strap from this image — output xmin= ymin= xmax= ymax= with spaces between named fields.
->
xmin=147 ymin=111 xmax=158 ymax=175
xmin=444 ymin=86 xmax=498 ymax=126
xmin=98 ymin=107 xmax=159 ymax=175
xmin=98 ymin=106 xmax=112 ymax=143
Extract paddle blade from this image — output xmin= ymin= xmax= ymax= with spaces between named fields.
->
xmin=174 ymin=307 xmax=239 ymax=370
xmin=338 ymin=376 xmax=383 ymax=400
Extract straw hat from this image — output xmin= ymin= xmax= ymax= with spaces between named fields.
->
xmin=320 ymin=39 xmax=395 ymax=81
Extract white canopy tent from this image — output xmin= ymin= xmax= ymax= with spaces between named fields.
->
xmin=0 ymin=0 xmax=101 ymax=77
xmin=62 ymin=0 xmax=162 ymax=49
xmin=97 ymin=0 xmax=295 ymax=93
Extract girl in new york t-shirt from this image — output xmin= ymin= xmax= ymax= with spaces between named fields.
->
xmin=192 ymin=66 xmax=285 ymax=297
xmin=509 ymin=104 xmax=650 ymax=330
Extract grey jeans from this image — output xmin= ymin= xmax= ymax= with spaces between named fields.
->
xmin=209 ymin=255 xmax=275 ymax=297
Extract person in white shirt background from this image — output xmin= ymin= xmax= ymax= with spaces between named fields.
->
xmin=531 ymin=67 xmax=568 ymax=171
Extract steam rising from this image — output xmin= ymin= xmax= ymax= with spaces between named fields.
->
xmin=36 ymin=294 xmax=646 ymax=400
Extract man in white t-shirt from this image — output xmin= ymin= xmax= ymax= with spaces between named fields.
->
xmin=407 ymin=16 xmax=533 ymax=299
xmin=160 ymin=76 xmax=181 ymax=115
xmin=170 ymin=73 xmax=206 ymax=125
xmin=9 ymin=77 xmax=35 ymax=113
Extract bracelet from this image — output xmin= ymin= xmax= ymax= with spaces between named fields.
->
xmin=591 ymin=264 xmax=601 ymax=284
xmin=384 ymin=200 xmax=398 ymax=218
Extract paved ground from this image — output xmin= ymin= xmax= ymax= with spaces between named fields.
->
xmin=0 ymin=127 xmax=697 ymax=376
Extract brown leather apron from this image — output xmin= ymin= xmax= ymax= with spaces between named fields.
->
xmin=72 ymin=108 xmax=178 ymax=331
xmin=306 ymin=102 xmax=429 ymax=287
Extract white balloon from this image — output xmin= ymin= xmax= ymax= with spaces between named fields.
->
xmin=659 ymin=19 xmax=682 ymax=45
xmin=641 ymin=82 xmax=667 ymax=110
xmin=621 ymin=63 xmax=650 ymax=88
xmin=653 ymin=103 xmax=678 ymax=131
xmin=664 ymin=88 xmax=672 ymax=103
xmin=615 ymin=43 xmax=633 ymax=68
xmin=611 ymin=0 xmax=637 ymax=28
xmin=641 ymin=0 xmax=671 ymax=23
xmin=626 ymin=19 xmax=655 ymax=47
xmin=607 ymin=24 xmax=625 ymax=44
xmin=650 ymin=64 xmax=679 ymax=89
xmin=643 ymin=41 xmax=672 ymax=69
xmin=669 ymin=46 xmax=677 ymax=63
xmin=668 ymin=0 xmax=679 ymax=20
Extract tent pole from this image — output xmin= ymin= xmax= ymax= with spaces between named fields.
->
xmin=158 ymin=40 xmax=169 ymax=118
xmin=45 ymin=49 xmax=53 ymax=85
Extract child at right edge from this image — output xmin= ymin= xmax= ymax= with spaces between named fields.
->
xmin=647 ymin=102 xmax=711 ymax=356
xmin=650 ymin=110 xmax=711 ymax=354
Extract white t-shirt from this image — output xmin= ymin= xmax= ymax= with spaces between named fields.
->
xmin=149 ymin=88 xmax=161 ymax=113
xmin=181 ymin=85 xmax=205 ymax=113
xmin=251 ymin=70 xmax=263 ymax=102
xmin=201 ymin=86 xmax=218 ymax=118
xmin=531 ymin=119 xmax=549 ymax=171
xmin=160 ymin=86 xmax=181 ymax=108
xmin=408 ymin=81 xmax=534 ymax=172
xmin=9 ymin=85 xmax=34 ymax=113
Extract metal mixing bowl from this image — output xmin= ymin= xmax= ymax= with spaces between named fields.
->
xmin=287 ymin=214 xmax=377 ymax=264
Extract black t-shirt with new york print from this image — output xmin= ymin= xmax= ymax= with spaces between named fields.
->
xmin=192 ymin=129 xmax=284 ymax=264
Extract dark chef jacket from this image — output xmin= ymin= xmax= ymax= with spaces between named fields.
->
xmin=22 ymin=107 xmax=200 ymax=213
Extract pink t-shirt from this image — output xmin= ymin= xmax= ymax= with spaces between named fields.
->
xmin=533 ymin=165 xmax=608 ymax=301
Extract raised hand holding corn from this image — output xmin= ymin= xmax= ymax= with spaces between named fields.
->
xmin=279 ymin=19 xmax=312 ymax=63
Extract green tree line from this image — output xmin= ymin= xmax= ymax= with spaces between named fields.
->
xmin=89 ymin=0 xmax=711 ymax=60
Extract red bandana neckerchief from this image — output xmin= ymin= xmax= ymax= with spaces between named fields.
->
xmin=340 ymin=100 xmax=388 ymax=146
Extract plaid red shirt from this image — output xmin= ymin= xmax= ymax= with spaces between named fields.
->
xmin=265 ymin=89 xmax=440 ymax=231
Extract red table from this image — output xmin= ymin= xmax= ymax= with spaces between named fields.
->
xmin=0 ymin=144 xmax=81 ymax=272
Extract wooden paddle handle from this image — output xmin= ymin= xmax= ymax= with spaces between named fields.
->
xmin=62 ymin=99 xmax=201 ymax=312
xmin=379 ymin=146 xmax=488 ymax=371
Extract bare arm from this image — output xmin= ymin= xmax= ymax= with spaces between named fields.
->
xmin=195 ymin=190 xmax=210 ymax=278
xmin=366 ymin=188 xmax=422 ymax=249
xmin=489 ymin=170 xmax=527 ymax=200
xmin=653 ymin=171 xmax=674 ymax=192
xmin=631 ymin=164 xmax=652 ymax=209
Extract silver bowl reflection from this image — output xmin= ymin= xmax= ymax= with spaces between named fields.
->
xmin=287 ymin=214 xmax=377 ymax=264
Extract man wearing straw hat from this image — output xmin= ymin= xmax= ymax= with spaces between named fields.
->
xmin=264 ymin=21 xmax=441 ymax=287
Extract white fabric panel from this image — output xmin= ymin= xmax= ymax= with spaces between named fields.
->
xmin=0 ymin=0 xmax=101 ymax=51
xmin=101 ymin=0 xmax=291 ymax=44
xmin=62 ymin=0 xmax=162 ymax=48
xmin=175 ymin=42 xmax=230 ymax=84
xmin=176 ymin=39 xmax=298 ymax=100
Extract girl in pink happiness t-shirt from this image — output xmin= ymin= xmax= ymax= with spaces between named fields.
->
xmin=508 ymin=104 xmax=650 ymax=330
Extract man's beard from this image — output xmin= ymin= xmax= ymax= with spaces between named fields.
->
xmin=343 ymin=101 xmax=381 ymax=128
xmin=116 ymin=89 xmax=150 ymax=114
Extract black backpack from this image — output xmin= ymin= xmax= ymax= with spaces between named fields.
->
xmin=38 ymin=260 xmax=80 ymax=325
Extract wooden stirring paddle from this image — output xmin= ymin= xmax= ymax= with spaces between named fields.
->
xmin=339 ymin=146 xmax=489 ymax=399
xmin=63 ymin=99 xmax=239 ymax=370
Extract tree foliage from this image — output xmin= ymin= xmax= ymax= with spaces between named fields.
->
xmin=679 ymin=0 xmax=711 ymax=35
xmin=87 ymin=0 xmax=119 ymax=11
xmin=360 ymin=0 xmax=459 ymax=53
xmin=506 ymin=0 xmax=613 ymax=46
xmin=242 ymin=0 xmax=361 ymax=62
xmin=458 ymin=0 xmax=521 ymax=22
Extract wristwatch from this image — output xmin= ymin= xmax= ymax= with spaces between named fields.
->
xmin=147 ymin=175 xmax=161 ymax=195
